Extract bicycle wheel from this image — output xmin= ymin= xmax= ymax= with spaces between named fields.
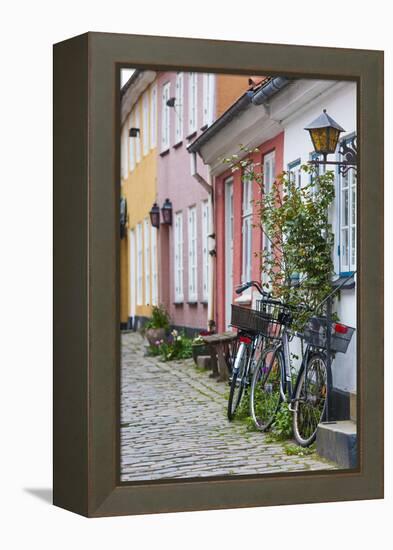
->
xmin=250 ymin=346 xmax=283 ymax=431
xmin=227 ymin=342 xmax=249 ymax=420
xmin=292 ymin=352 xmax=328 ymax=447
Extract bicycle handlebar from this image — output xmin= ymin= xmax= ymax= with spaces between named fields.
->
xmin=235 ymin=280 xmax=269 ymax=297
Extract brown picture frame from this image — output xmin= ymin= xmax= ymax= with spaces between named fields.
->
xmin=53 ymin=32 xmax=384 ymax=517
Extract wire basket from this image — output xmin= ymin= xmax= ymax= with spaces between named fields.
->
xmin=302 ymin=316 xmax=355 ymax=354
xmin=231 ymin=301 xmax=291 ymax=340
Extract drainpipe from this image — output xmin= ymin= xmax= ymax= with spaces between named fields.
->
xmin=190 ymin=151 xmax=215 ymax=331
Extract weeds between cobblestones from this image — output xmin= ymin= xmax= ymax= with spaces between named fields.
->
xmin=120 ymin=332 xmax=337 ymax=481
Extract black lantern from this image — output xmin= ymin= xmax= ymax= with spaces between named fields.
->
xmin=120 ymin=197 xmax=127 ymax=239
xmin=129 ymin=127 xmax=140 ymax=138
xmin=304 ymin=109 xmax=345 ymax=161
xmin=161 ymin=198 xmax=173 ymax=225
xmin=149 ymin=202 xmax=160 ymax=228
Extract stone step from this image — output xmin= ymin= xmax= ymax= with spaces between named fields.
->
xmin=196 ymin=355 xmax=212 ymax=370
xmin=316 ymin=420 xmax=357 ymax=469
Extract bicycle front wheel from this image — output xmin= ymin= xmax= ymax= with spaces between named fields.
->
xmin=250 ymin=346 xmax=283 ymax=431
xmin=227 ymin=342 xmax=249 ymax=420
xmin=292 ymin=352 xmax=329 ymax=447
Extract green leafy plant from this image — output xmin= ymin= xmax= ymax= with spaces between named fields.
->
xmin=271 ymin=402 xmax=293 ymax=440
xmin=223 ymin=148 xmax=336 ymax=330
xmin=284 ymin=443 xmax=316 ymax=457
xmin=149 ymin=329 xmax=193 ymax=361
xmin=145 ymin=304 xmax=170 ymax=330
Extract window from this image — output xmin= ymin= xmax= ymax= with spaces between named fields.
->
xmin=174 ymin=212 xmax=184 ymax=302
xmin=188 ymin=206 xmax=198 ymax=302
xmin=309 ymin=151 xmax=326 ymax=195
xmin=203 ymin=73 xmax=215 ymax=127
xmin=242 ymin=175 xmax=253 ymax=284
xmin=262 ymin=151 xmax=276 ymax=284
xmin=202 ymin=200 xmax=210 ymax=301
xmin=136 ymin=223 xmax=143 ymax=305
xmin=339 ymin=138 xmax=356 ymax=274
xmin=151 ymin=225 xmax=158 ymax=306
xmin=288 ymin=158 xmax=301 ymax=188
xmin=150 ymin=84 xmax=157 ymax=149
xmin=134 ymin=105 xmax=141 ymax=163
xmin=142 ymin=91 xmax=149 ymax=155
xmin=144 ymin=218 xmax=150 ymax=305
xmin=161 ymin=82 xmax=170 ymax=151
xmin=129 ymin=113 xmax=135 ymax=172
xmin=175 ymin=72 xmax=184 ymax=143
xmin=188 ymin=72 xmax=197 ymax=134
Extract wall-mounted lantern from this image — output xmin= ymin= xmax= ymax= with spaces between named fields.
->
xmin=120 ymin=197 xmax=127 ymax=239
xmin=305 ymin=109 xmax=357 ymax=175
xmin=129 ymin=127 xmax=140 ymax=138
xmin=149 ymin=202 xmax=160 ymax=229
xmin=161 ymin=198 xmax=173 ymax=225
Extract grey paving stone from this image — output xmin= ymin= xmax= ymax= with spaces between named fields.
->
xmin=120 ymin=332 xmax=336 ymax=482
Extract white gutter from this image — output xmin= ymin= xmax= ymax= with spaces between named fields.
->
xmin=190 ymin=152 xmax=215 ymax=330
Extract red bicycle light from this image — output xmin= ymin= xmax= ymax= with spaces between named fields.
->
xmin=239 ymin=336 xmax=252 ymax=344
xmin=333 ymin=323 xmax=348 ymax=334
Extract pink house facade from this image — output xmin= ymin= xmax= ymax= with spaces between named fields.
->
xmin=156 ymin=71 xmax=249 ymax=333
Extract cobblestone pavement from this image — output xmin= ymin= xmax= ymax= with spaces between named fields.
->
xmin=120 ymin=332 xmax=336 ymax=481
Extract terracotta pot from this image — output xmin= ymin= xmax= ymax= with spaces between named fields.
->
xmin=145 ymin=327 xmax=166 ymax=346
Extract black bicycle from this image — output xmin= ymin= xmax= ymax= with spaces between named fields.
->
xmin=250 ymin=275 xmax=356 ymax=446
xmin=227 ymin=281 xmax=272 ymax=420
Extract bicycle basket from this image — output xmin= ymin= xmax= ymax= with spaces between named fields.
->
xmin=231 ymin=301 xmax=290 ymax=340
xmin=302 ymin=316 xmax=355 ymax=354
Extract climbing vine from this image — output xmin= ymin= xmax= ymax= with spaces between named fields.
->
xmin=223 ymin=146 xmax=336 ymax=329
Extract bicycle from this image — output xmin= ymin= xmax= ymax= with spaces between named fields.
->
xmin=227 ymin=281 xmax=271 ymax=421
xmin=249 ymin=274 xmax=356 ymax=446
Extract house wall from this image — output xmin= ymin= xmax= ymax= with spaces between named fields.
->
xmin=214 ymin=132 xmax=284 ymax=333
xmin=282 ymin=80 xmax=357 ymax=393
xmin=157 ymin=71 xmax=249 ymax=332
xmin=120 ymin=78 xmax=158 ymax=327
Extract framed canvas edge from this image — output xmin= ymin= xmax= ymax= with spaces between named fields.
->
xmin=53 ymin=32 xmax=384 ymax=518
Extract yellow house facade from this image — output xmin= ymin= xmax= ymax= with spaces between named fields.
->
xmin=120 ymin=71 xmax=159 ymax=329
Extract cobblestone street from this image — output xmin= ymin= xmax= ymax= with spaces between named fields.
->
xmin=120 ymin=332 xmax=336 ymax=481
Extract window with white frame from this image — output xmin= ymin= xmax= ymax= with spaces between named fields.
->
xmin=142 ymin=91 xmax=149 ymax=155
xmin=134 ymin=106 xmax=141 ymax=163
xmin=150 ymin=84 xmax=157 ymax=149
xmin=188 ymin=72 xmax=197 ymax=134
xmin=188 ymin=206 xmax=198 ymax=302
xmin=287 ymin=158 xmax=301 ymax=188
xmin=202 ymin=200 xmax=210 ymax=301
xmin=175 ymin=72 xmax=184 ymax=143
xmin=203 ymin=73 xmax=215 ymax=128
xmin=242 ymin=174 xmax=253 ymax=284
xmin=144 ymin=218 xmax=150 ymax=305
xmin=262 ymin=151 xmax=276 ymax=284
xmin=129 ymin=113 xmax=135 ymax=172
xmin=339 ymin=139 xmax=356 ymax=273
xmin=161 ymin=82 xmax=170 ymax=151
xmin=174 ymin=212 xmax=184 ymax=302
xmin=151 ymin=225 xmax=158 ymax=306
xmin=136 ymin=223 xmax=143 ymax=305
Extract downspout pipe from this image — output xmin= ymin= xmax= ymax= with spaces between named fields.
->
xmin=190 ymin=152 xmax=216 ymax=331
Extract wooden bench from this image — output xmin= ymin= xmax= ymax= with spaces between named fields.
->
xmin=200 ymin=331 xmax=238 ymax=382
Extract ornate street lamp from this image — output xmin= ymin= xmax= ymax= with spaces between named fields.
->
xmin=305 ymin=109 xmax=357 ymax=175
xmin=161 ymin=198 xmax=173 ymax=225
xmin=129 ymin=127 xmax=140 ymax=138
xmin=149 ymin=202 xmax=160 ymax=228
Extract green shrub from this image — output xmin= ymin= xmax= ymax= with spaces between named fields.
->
xmin=145 ymin=305 xmax=170 ymax=330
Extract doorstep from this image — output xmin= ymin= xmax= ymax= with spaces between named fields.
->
xmin=316 ymin=420 xmax=357 ymax=469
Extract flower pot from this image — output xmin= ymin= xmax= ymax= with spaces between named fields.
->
xmin=145 ymin=327 xmax=166 ymax=346
xmin=192 ymin=343 xmax=210 ymax=364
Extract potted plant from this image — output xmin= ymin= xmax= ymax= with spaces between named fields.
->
xmin=144 ymin=305 xmax=170 ymax=346
xmin=191 ymin=332 xmax=212 ymax=364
